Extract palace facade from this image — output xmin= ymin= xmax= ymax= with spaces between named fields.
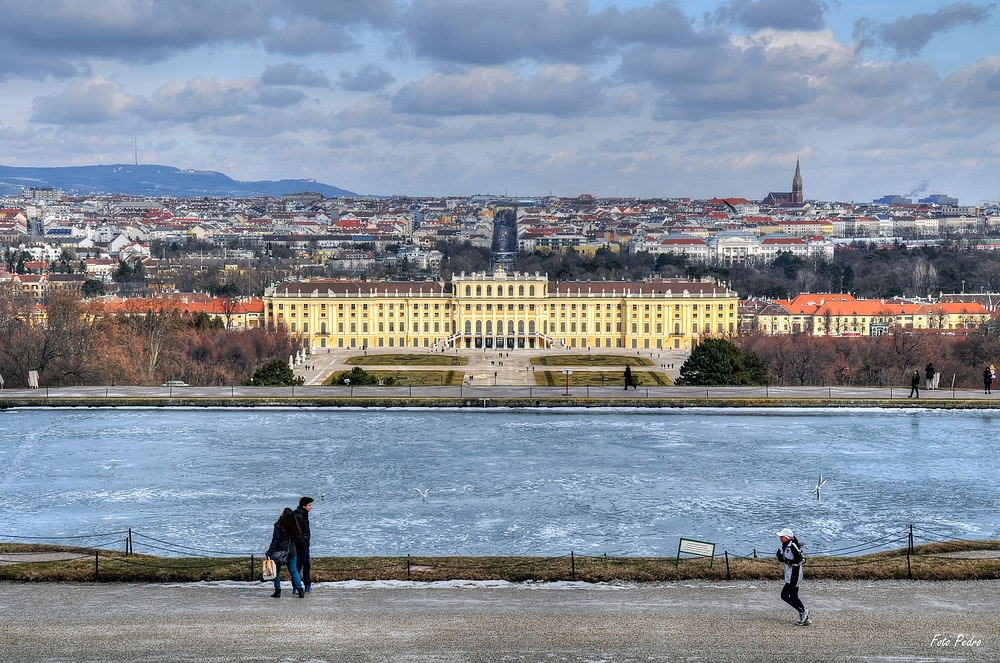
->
xmin=264 ymin=269 xmax=739 ymax=352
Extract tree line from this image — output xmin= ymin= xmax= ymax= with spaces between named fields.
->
xmin=0 ymin=286 xmax=298 ymax=388
xmin=677 ymin=328 xmax=1000 ymax=390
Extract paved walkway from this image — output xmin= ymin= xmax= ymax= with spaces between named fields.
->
xmin=2 ymin=580 xmax=997 ymax=662
xmin=295 ymin=346 xmax=692 ymax=387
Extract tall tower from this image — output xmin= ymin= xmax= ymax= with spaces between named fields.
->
xmin=792 ymin=158 xmax=803 ymax=204
xmin=490 ymin=205 xmax=517 ymax=273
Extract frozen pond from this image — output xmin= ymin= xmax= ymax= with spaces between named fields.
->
xmin=0 ymin=407 xmax=996 ymax=558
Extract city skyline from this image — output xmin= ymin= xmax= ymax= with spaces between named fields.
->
xmin=0 ymin=1 xmax=998 ymax=203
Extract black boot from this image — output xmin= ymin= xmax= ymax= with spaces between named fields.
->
xmin=297 ymin=587 xmax=305 ymax=598
xmin=270 ymin=589 xmax=281 ymax=598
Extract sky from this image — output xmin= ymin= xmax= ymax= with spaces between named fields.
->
xmin=1 ymin=1 xmax=999 ymax=204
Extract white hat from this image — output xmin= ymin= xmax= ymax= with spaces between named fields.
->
xmin=777 ymin=528 xmax=794 ymax=539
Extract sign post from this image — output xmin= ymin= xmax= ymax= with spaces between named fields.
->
xmin=676 ymin=537 xmax=716 ymax=567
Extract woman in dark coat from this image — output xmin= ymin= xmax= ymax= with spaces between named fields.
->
xmin=266 ymin=507 xmax=304 ymax=598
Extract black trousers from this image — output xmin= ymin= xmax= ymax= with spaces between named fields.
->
xmin=296 ymin=545 xmax=311 ymax=586
xmin=781 ymin=582 xmax=805 ymax=612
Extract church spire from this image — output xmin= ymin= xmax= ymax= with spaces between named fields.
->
xmin=792 ymin=157 xmax=803 ymax=204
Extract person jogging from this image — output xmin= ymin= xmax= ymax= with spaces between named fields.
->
xmin=776 ymin=528 xmax=811 ymax=626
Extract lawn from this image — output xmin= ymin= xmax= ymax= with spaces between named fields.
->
xmin=323 ymin=370 xmax=466 ymax=387
xmin=346 ymin=353 xmax=468 ymax=366
xmin=531 ymin=354 xmax=654 ymax=367
xmin=534 ymin=370 xmax=673 ymax=387
xmin=3 ymin=540 xmax=998 ymax=583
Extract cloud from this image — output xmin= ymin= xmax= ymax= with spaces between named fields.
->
xmin=261 ymin=63 xmax=331 ymax=88
xmin=260 ymin=16 xmax=363 ymax=55
xmin=708 ymin=0 xmax=830 ymax=31
xmin=391 ymin=66 xmax=614 ymax=117
xmin=31 ymin=75 xmax=311 ymax=129
xmin=937 ymin=56 xmax=1000 ymax=112
xmin=31 ymin=76 xmax=134 ymax=124
xmin=137 ymin=78 xmax=310 ymax=122
xmin=339 ymin=64 xmax=397 ymax=92
xmin=403 ymin=0 xmax=607 ymax=65
xmin=598 ymin=2 xmax=706 ymax=46
xmin=0 ymin=0 xmax=276 ymax=63
xmin=0 ymin=0 xmax=404 ymax=68
xmin=616 ymin=27 xmax=939 ymax=122
xmin=854 ymin=3 xmax=995 ymax=57
xmin=0 ymin=51 xmax=89 ymax=81
xmin=289 ymin=0 xmax=403 ymax=27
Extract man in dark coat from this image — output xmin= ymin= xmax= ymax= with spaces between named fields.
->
xmin=624 ymin=365 xmax=634 ymax=390
xmin=294 ymin=496 xmax=314 ymax=592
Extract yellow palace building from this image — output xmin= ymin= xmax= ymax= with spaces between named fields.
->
xmin=264 ymin=269 xmax=739 ymax=352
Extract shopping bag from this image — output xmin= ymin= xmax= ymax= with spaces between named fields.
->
xmin=262 ymin=558 xmax=277 ymax=581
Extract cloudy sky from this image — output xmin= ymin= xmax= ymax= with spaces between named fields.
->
xmin=1 ymin=0 xmax=998 ymax=203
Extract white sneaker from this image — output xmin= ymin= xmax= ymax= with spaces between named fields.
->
xmin=797 ymin=608 xmax=811 ymax=625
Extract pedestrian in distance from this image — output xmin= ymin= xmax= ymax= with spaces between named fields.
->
xmin=266 ymin=507 xmax=305 ymax=598
xmin=924 ymin=363 xmax=935 ymax=390
xmin=909 ymin=369 xmax=920 ymax=398
xmin=623 ymin=364 xmax=633 ymax=390
xmin=294 ymin=496 xmax=314 ymax=592
xmin=776 ymin=528 xmax=810 ymax=626
xmin=985 ymin=366 xmax=993 ymax=395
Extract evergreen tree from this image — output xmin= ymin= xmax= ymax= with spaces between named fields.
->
xmin=330 ymin=366 xmax=396 ymax=386
xmin=243 ymin=358 xmax=304 ymax=386
xmin=676 ymin=338 xmax=770 ymax=386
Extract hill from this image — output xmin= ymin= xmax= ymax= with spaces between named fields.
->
xmin=0 ymin=164 xmax=357 ymax=198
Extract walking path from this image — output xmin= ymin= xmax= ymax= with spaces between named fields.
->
xmin=2 ymin=579 xmax=997 ymax=662
xmin=294 ymin=345 xmax=692 ymax=387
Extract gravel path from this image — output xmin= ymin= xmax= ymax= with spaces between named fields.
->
xmin=2 ymin=579 xmax=998 ymax=662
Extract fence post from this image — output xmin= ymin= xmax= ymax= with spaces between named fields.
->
xmin=251 ymin=554 xmax=255 ymax=581
xmin=570 ymin=551 xmax=576 ymax=580
xmin=94 ymin=551 xmax=99 ymax=579
xmin=724 ymin=551 xmax=731 ymax=580
xmin=407 ymin=554 xmax=411 ymax=580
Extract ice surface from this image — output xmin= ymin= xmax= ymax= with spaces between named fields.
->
xmin=0 ymin=407 xmax=995 ymax=558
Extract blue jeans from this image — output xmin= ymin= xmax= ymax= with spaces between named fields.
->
xmin=273 ymin=551 xmax=302 ymax=592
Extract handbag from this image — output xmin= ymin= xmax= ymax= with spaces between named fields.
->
xmin=269 ymin=549 xmax=289 ymax=565
xmin=262 ymin=558 xmax=277 ymax=581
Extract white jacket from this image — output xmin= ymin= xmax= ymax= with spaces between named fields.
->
xmin=779 ymin=539 xmax=805 ymax=585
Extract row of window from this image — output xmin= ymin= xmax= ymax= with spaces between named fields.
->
xmin=272 ymin=302 xmax=451 ymax=311
xmin=283 ymin=319 xmax=735 ymax=337
xmin=464 ymin=284 xmax=539 ymax=297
